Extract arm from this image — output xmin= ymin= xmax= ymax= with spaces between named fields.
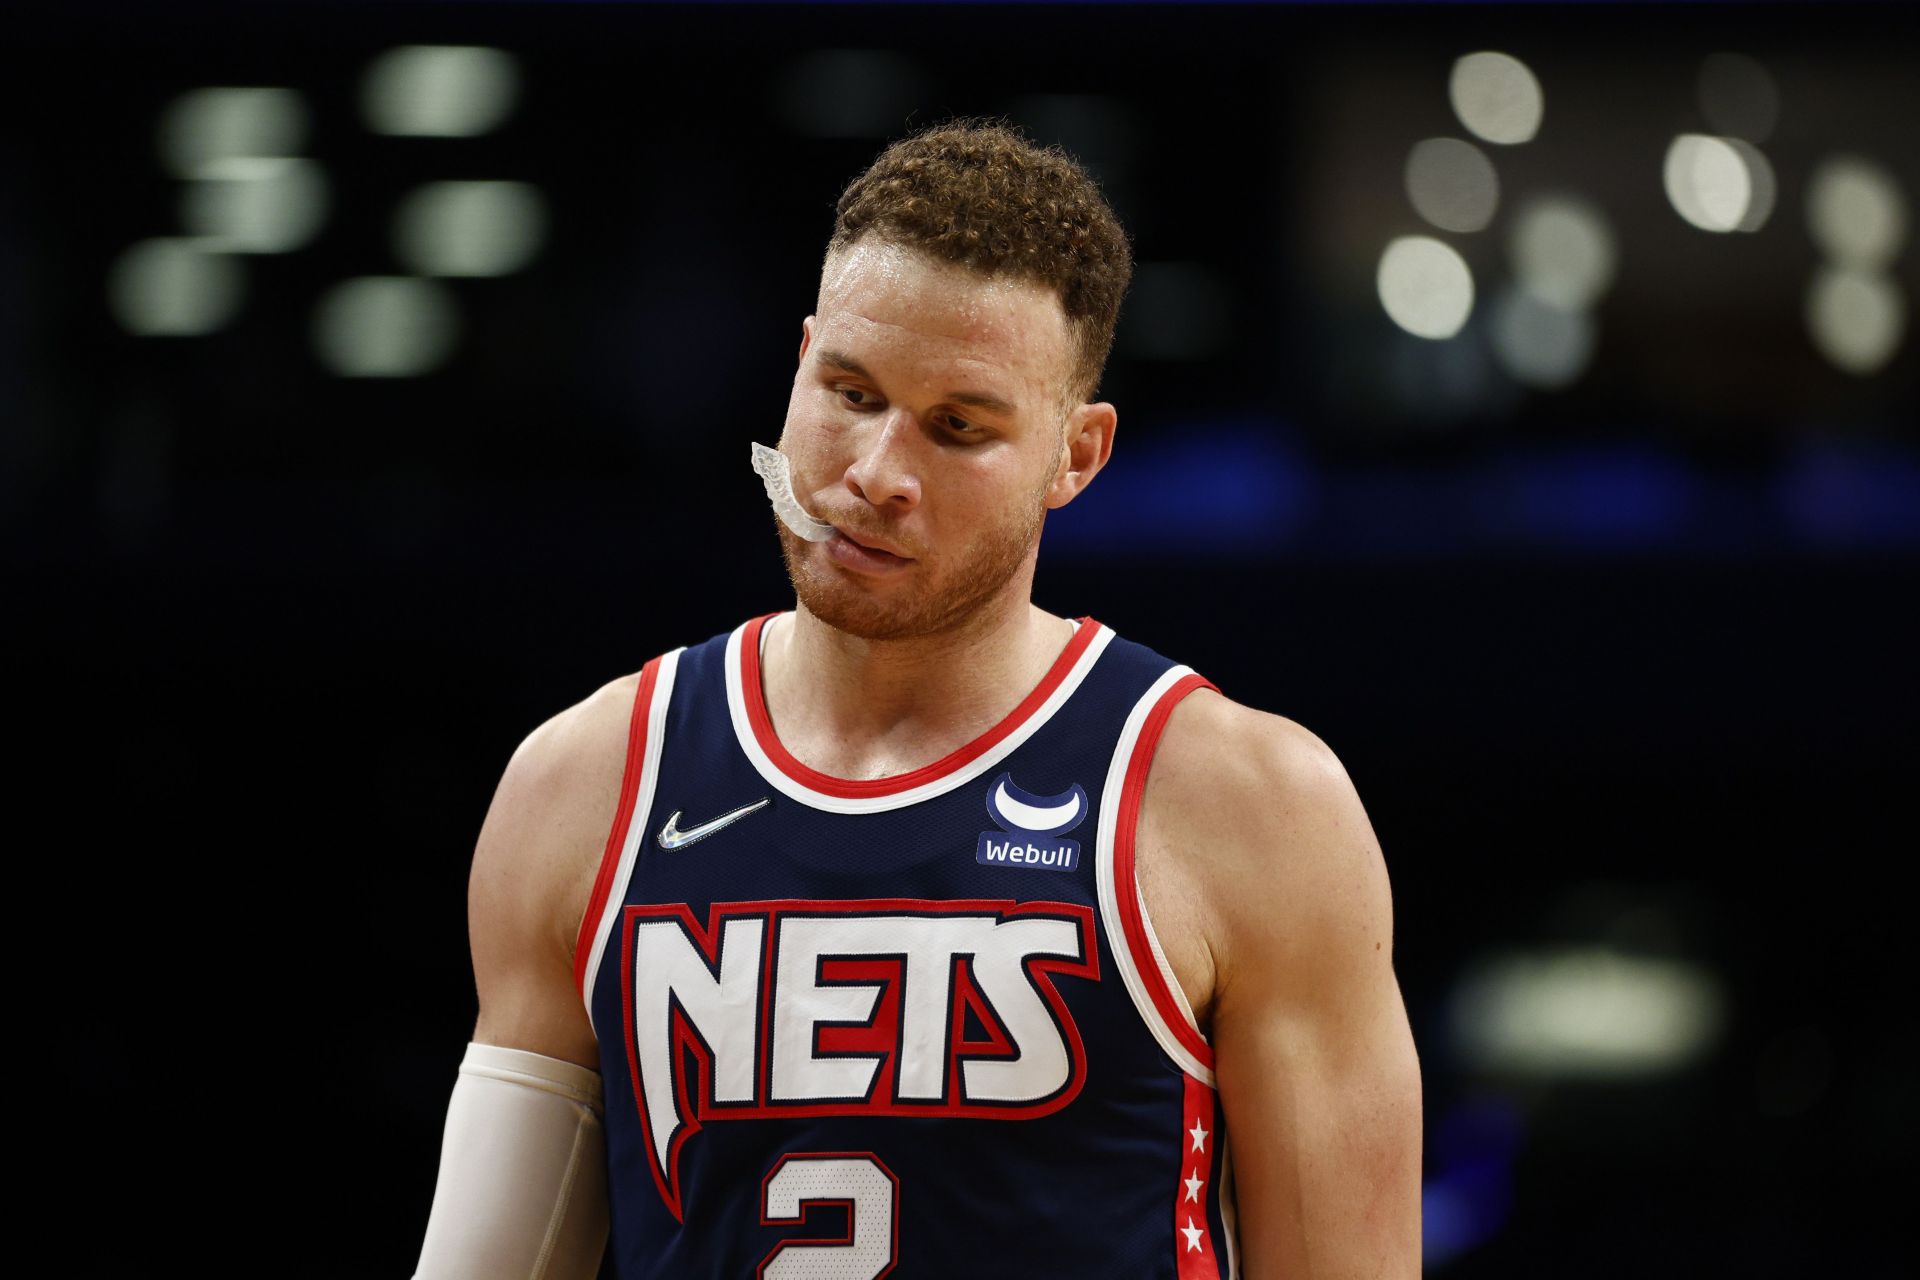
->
xmin=1155 ymin=695 xmax=1423 ymax=1280
xmin=469 ymin=674 xmax=639 ymax=1068
xmin=414 ymin=676 xmax=639 ymax=1280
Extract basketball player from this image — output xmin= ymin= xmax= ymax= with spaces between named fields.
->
xmin=414 ymin=120 xmax=1421 ymax=1279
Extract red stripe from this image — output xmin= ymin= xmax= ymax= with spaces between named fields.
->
xmin=1113 ymin=673 xmax=1219 ymax=1070
xmin=1176 ymin=1074 xmax=1224 ymax=1278
xmin=573 ymin=655 xmax=663 ymax=1001
xmin=740 ymin=612 xmax=1102 ymax=799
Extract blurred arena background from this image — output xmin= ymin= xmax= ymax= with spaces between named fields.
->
xmin=5 ymin=0 xmax=1913 ymax=1274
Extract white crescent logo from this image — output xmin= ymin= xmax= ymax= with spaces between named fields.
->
xmin=991 ymin=780 xmax=1084 ymax=833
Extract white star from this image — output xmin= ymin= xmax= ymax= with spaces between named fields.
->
xmin=1188 ymin=1120 xmax=1209 ymax=1153
xmin=1184 ymin=1170 xmax=1205 ymax=1203
xmin=1181 ymin=1215 xmax=1206 ymax=1252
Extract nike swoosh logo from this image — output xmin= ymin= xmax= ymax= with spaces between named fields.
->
xmin=657 ymin=798 xmax=770 ymax=850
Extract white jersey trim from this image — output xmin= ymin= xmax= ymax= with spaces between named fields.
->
xmin=724 ymin=616 xmax=1115 ymax=815
xmin=579 ymin=647 xmax=682 ymax=1028
xmin=1094 ymin=664 xmax=1216 ymax=1085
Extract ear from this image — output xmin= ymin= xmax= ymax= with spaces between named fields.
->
xmin=1044 ymin=401 xmax=1117 ymax=510
xmin=798 ymin=316 xmax=815 ymax=366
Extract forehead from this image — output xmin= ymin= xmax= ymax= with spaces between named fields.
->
xmin=813 ymin=240 xmax=1071 ymax=411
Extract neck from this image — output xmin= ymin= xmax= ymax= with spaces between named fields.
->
xmin=760 ymin=591 xmax=1076 ymax=782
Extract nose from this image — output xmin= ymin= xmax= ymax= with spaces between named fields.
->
xmin=843 ymin=410 xmax=922 ymax=511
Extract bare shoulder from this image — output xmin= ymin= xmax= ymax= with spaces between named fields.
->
xmin=1139 ymin=687 xmax=1393 ymax=1001
xmin=467 ymin=670 xmax=645 ymax=1066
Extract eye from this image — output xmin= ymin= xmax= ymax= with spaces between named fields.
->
xmin=946 ymin=414 xmax=985 ymax=435
xmin=836 ymin=386 xmax=874 ymax=408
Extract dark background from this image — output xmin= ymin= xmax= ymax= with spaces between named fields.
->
xmin=6 ymin=1 xmax=1914 ymax=1274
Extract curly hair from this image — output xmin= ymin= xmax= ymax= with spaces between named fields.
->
xmin=824 ymin=116 xmax=1134 ymax=413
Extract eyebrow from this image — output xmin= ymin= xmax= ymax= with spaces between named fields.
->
xmin=815 ymin=348 xmax=1019 ymax=418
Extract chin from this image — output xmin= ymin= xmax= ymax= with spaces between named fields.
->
xmin=777 ymin=527 xmax=1011 ymax=642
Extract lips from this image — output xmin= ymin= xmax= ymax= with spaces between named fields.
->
xmin=831 ymin=524 xmax=913 ymax=560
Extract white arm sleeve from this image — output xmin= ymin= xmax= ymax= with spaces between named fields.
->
xmin=413 ymin=1042 xmax=610 ymax=1280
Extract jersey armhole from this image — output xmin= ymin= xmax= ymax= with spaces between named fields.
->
xmin=1095 ymin=667 xmax=1221 ymax=1084
xmin=572 ymin=649 xmax=683 ymax=1021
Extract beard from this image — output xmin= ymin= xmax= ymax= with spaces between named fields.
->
xmin=777 ymin=478 xmax=1050 ymax=642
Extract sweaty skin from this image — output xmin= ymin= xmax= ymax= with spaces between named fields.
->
xmin=467 ymin=237 xmax=1422 ymax=1279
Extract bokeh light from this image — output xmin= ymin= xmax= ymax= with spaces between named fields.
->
xmin=107 ymin=237 xmax=244 ymax=336
xmin=1378 ymin=236 xmax=1475 ymax=340
xmin=1452 ymin=947 xmax=1725 ymax=1078
xmin=1405 ymin=137 xmax=1501 ymax=234
xmin=1806 ymin=268 xmax=1907 ymax=375
xmin=1664 ymin=133 xmax=1752 ymax=233
xmin=1724 ymin=138 xmax=1777 ymax=233
xmin=157 ymin=86 xmax=309 ymax=179
xmin=1490 ymin=288 xmax=1598 ymax=389
xmin=313 ymin=277 xmax=461 ymax=377
xmin=1508 ymin=194 xmax=1617 ymax=310
xmin=393 ymin=181 xmax=547 ymax=278
xmin=362 ymin=45 xmax=521 ymax=138
xmin=1449 ymin=51 xmax=1544 ymax=146
xmin=178 ymin=156 xmax=329 ymax=254
xmin=1806 ymin=154 xmax=1909 ymax=270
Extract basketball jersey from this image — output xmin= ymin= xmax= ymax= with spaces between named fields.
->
xmin=573 ymin=613 xmax=1240 ymax=1279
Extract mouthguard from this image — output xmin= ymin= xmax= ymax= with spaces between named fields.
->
xmin=751 ymin=442 xmax=837 ymax=543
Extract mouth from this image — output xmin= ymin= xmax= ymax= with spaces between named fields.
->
xmin=827 ymin=524 xmax=915 ymax=574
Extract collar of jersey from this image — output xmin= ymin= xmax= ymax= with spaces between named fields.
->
xmin=724 ymin=611 xmax=1113 ymax=815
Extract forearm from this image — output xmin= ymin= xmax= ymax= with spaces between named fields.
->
xmin=414 ymin=1042 xmax=610 ymax=1280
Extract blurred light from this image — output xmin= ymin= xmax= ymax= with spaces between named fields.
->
xmin=1806 ymin=268 xmax=1907 ymax=375
xmin=1492 ymin=445 xmax=1696 ymax=547
xmin=393 ymin=181 xmax=547 ymax=278
xmin=1724 ymin=138 xmax=1777 ymax=233
xmin=774 ymin=49 xmax=922 ymax=138
xmin=1448 ymin=52 xmax=1543 ymax=146
xmin=312 ymin=277 xmax=460 ymax=377
xmin=1663 ymin=134 xmax=1752 ymax=233
xmin=362 ymin=45 xmax=520 ymax=137
xmin=1404 ymin=137 xmax=1500 ymax=234
xmin=1422 ymin=1097 xmax=1522 ymax=1268
xmin=1806 ymin=155 xmax=1909 ymax=270
xmin=1698 ymin=52 xmax=1779 ymax=143
xmin=158 ymin=87 xmax=309 ymax=179
xmin=1508 ymin=194 xmax=1616 ymax=310
xmin=1451 ymin=947 xmax=1725 ymax=1078
xmin=1120 ymin=262 xmax=1232 ymax=360
xmin=1489 ymin=288 xmax=1596 ymax=389
xmin=1779 ymin=442 xmax=1920 ymax=547
xmin=108 ymin=238 xmax=244 ymax=336
xmin=1046 ymin=422 xmax=1314 ymax=557
xmin=179 ymin=156 xmax=328 ymax=254
xmin=1387 ymin=326 xmax=1508 ymax=426
xmin=1377 ymin=236 xmax=1474 ymax=340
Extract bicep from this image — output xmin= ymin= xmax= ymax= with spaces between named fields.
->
xmin=1214 ymin=949 xmax=1422 ymax=1279
xmin=469 ymin=692 xmax=630 ymax=1071
xmin=1208 ymin=736 xmax=1423 ymax=1279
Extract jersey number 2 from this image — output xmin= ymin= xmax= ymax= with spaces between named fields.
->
xmin=758 ymin=1153 xmax=899 ymax=1279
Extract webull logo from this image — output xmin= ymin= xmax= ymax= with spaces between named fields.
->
xmin=976 ymin=772 xmax=1088 ymax=872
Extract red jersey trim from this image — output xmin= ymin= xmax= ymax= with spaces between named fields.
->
xmin=1176 ymin=1073 xmax=1227 ymax=1278
xmin=573 ymin=655 xmax=663 ymax=1001
xmin=1113 ymin=672 xmax=1219 ymax=1071
xmin=738 ymin=612 xmax=1102 ymax=799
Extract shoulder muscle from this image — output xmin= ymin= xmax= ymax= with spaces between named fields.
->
xmin=468 ymin=672 xmax=642 ymax=1070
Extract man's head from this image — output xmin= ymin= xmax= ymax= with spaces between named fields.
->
xmin=776 ymin=119 xmax=1133 ymax=641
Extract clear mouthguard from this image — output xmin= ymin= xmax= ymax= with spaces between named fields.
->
xmin=751 ymin=442 xmax=836 ymax=542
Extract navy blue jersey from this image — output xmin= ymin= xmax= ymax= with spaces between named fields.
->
xmin=574 ymin=614 xmax=1239 ymax=1279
